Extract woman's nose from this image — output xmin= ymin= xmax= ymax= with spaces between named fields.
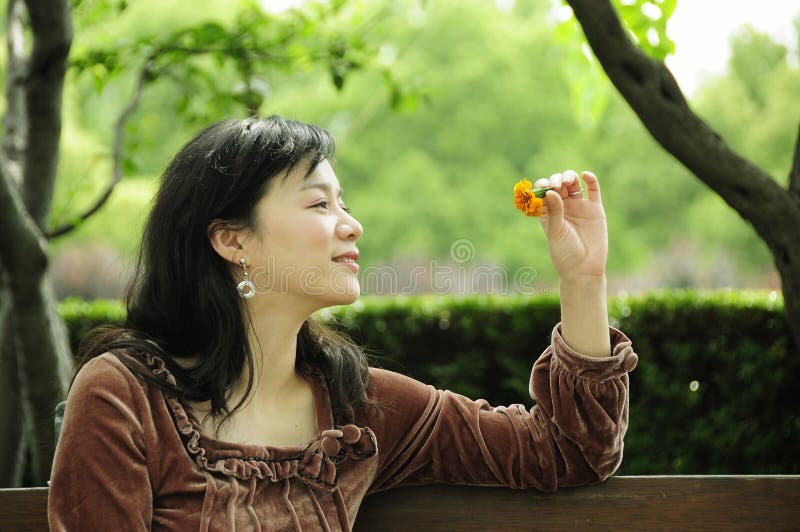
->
xmin=338 ymin=212 xmax=363 ymax=240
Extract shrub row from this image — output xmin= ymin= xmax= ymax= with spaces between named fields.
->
xmin=59 ymin=289 xmax=798 ymax=474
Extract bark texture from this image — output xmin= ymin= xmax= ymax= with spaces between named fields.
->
xmin=0 ymin=0 xmax=73 ymax=486
xmin=566 ymin=0 xmax=800 ymax=351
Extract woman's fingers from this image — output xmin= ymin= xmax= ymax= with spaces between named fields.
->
xmin=562 ymin=170 xmax=582 ymax=198
xmin=549 ymin=173 xmax=563 ymax=190
xmin=582 ymin=171 xmax=602 ymax=203
xmin=535 ymin=170 xmax=583 ymax=199
xmin=539 ymin=189 xmax=564 ymax=234
xmin=533 ymin=169 xmax=601 ymax=202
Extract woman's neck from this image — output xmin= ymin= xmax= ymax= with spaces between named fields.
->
xmin=234 ymin=302 xmax=309 ymax=408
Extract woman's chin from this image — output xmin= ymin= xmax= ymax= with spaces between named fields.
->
xmin=318 ymin=280 xmax=361 ymax=307
xmin=334 ymin=287 xmax=361 ymax=305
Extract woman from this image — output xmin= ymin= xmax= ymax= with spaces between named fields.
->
xmin=48 ymin=115 xmax=638 ymax=531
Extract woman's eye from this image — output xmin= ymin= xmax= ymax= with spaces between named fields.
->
xmin=314 ymin=201 xmax=352 ymax=214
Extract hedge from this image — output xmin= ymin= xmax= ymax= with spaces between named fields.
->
xmin=58 ymin=289 xmax=798 ymax=475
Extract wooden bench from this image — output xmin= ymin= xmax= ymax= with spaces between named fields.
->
xmin=2 ymin=476 xmax=799 ymax=531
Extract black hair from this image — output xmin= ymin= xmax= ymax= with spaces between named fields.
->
xmin=76 ymin=115 xmax=378 ymax=429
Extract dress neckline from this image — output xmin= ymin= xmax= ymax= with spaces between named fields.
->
xmin=142 ymin=352 xmax=378 ymax=490
xmin=181 ymin=366 xmax=333 ymax=460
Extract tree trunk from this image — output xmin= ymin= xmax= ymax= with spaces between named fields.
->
xmin=21 ymin=270 xmax=73 ymax=483
xmin=771 ymin=241 xmax=800 ymax=353
xmin=0 ymin=0 xmax=73 ymax=487
xmin=565 ymin=0 xmax=800 ymax=351
xmin=0 ymin=266 xmax=25 ymax=486
xmin=0 ymin=259 xmax=73 ymax=486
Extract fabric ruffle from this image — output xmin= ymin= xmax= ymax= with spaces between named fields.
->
xmin=549 ymin=323 xmax=638 ymax=380
xmin=143 ymin=354 xmax=377 ymax=492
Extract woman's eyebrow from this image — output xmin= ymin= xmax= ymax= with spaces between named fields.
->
xmin=300 ymin=181 xmax=343 ymax=198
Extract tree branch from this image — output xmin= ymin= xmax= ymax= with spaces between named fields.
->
xmin=1 ymin=0 xmax=28 ymax=188
xmin=564 ymin=0 xmax=800 ymax=251
xmin=46 ymin=63 xmax=149 ymax=239
xmin=21 ymin=0 xmax=72 ymax=229
xmin=0 ymin=162 xmax=48 ymax=276
xmin=789 ymin=121 xmax=800 ymax=199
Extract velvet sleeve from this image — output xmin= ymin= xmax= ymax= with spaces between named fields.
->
xmin=365 ymin=322 xmax=638 ymax=494
xmin=48 ymin=354 xmax=154 ymax=530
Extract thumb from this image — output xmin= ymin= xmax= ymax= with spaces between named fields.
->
xmin=542 ymin=190 xmax=563 ymax=235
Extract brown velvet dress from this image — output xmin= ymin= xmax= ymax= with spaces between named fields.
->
xmin=48 ymin=322 xmax=638 ymax=531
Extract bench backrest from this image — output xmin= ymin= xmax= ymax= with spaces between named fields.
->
xmin=354 ymin=475 xmax=800 ymax=530
xmin=0 ymin=487 xmax=49 ymax=531
xmin=2 ymin=476 xmax=799 ymax=531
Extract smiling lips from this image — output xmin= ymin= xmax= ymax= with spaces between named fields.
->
xmin=332 ymin=251 xmax=359 ymax=272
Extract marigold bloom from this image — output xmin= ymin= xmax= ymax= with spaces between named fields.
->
xmin=513 ymin=178 xmax=551 ymax=217
xmin=525 ymin=196 xmax=545 ymax=216
xmin=514 ymin=178 xmax=533 ymax=211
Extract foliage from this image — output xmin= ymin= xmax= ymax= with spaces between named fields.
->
xmin=694 ymin=25 xmax=800 ymax=180
xmin=687 ymin=24 xmax=800 ymax=274
xmin=553 ymin=0 xmax=677 ymax=126
xmin=70 ymin=1 xmax=368 ymax=114
xmin=611 ymin=0 xmax=677 ymax=60
xmin=43 ymin=0 xmax=799 ymax=301
xmin=59 ymin=297 xmax=125 ymax=349
xmin=613 ymin=289 xmax=793 ymax=473
xmin=60 ymin=289 xmax=799 ymax=474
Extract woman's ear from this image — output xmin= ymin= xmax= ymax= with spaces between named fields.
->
xmin=207 ymin=220 xmax=248 ymax=265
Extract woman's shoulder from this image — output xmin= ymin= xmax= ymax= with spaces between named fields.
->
xmin=74 ymin=352 xmax=137 ymax=382
xmin=366 ymin=366 xmax=429 ymax=390
xmin=365 ymin=366 xmax=437 ymax=410
xmin=69 ymin=352 xmax=155 ymax=406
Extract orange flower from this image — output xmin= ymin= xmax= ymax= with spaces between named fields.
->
xmin=525 ymin=196 xmax=545 ymax=216
xmin=513 ymin=178 xmax=551 ymax=217
xmin=514 ymin=178 xmax=533 ymax=210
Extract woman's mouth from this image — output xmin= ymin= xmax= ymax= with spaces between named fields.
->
xmin=332 ymin=257 xmax=359 ymax=272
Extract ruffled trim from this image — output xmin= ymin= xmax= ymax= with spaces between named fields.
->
xmin=143 ymin=354 xmax=377 ymax=492
xmin=550 ymin=323 xmax=638 ymax=380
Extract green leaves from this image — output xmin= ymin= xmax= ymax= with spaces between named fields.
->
xmin=69 ymin=0 xmax=382 ymax=116
xmin=328 ymin=33 xmax=364 ymax=90
xmin=610 ymin=0 xmax=676 ymax=60
xmin=557 ymin=0 xmax=677 ymax=60
xmin=553 ymin=0 xmax=676 ymax=127
xmin=381 ymin=69 xmax=424 ymax=111
xmin=69 ymin=49 xmax=123 ymax=92
xmin=70 ymin=0 xmax=130 ymax=22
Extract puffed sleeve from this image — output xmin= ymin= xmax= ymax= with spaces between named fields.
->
xmin=365 ymin=322 xmax=638 ymax=494
xmin=48 ymin=354 xmax=154 ymax=530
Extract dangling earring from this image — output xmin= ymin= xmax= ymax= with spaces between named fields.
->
xmin=237 ymin=258 xmax=256 ymax=299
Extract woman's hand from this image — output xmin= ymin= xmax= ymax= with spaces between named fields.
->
xmin=535 ymin=170 xmax=607 ymax=280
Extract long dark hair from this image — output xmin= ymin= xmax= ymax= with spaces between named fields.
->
xmin=76 ymin=115 xmax=378 ymax=428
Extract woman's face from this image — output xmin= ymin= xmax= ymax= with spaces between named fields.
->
xmin=241 ymin=158 xmax=363 ymax=311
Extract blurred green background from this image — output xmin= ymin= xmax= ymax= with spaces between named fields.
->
xmin=24 ymin=0 xmax=799 ymax=300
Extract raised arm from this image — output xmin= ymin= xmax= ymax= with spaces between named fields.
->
xmin=365 ymin=170 xmax=637 ymax=493
xmin=536 ymin=170 xmax=612 ymax=358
